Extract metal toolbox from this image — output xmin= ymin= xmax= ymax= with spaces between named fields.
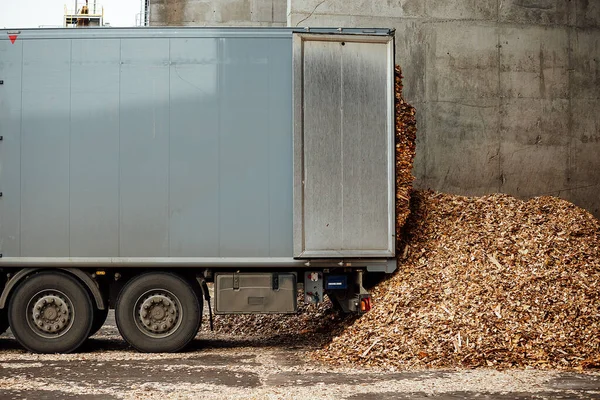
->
xmin=214 ymin=272 xmax=297 ymax=314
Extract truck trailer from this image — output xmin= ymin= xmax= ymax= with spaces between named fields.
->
xmin=0 ymin=27 xmax=397 ymax=353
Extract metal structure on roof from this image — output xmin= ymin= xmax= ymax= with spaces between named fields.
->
xmin=64 ymin=1 xmax=104 ymax=28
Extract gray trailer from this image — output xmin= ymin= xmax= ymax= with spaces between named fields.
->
xmin=0 ymin=27 xmax=396 ymax=353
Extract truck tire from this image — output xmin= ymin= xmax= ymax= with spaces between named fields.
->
xmin=88 ymin=307 xmax=109 ymax=338
xmin=115 ymin=272 xmax=201 ymax=353
xmin=8 ymin=271 xmax=94 ymax=353
xmin=0 ymin=309 xmax=8 ymax=335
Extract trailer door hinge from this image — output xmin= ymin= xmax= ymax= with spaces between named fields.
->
xmin=0 ymin=80 xmax=4 ymax=85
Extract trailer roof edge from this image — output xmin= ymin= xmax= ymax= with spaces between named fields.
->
xmin=0 ymin=27 xmax=394 ymax=40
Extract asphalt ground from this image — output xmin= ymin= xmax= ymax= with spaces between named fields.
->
xmin=0 ymin=312 xmax=599 ymax=399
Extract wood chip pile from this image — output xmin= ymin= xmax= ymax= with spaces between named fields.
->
xmin=394 ymin=65 xmax=417 ymax=247
xmin=312 ymin=190 xmax=600 ymax=370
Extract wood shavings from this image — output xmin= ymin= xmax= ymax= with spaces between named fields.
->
xmin=394 ymin=65 xmax=417 ymax=249
xmin=312 ymin=190 xmax=600 ymax=370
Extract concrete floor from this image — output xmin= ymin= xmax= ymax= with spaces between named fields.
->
xmin=0 ymin=312 xmax=599 ymax=399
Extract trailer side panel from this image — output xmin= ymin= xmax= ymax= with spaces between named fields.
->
xmin=0 ymin=31 xmax=293 ymax=259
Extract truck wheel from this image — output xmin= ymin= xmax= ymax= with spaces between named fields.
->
xmin=8 ymin=272 xmax=93 ymax=353
xmin=115 ymin=272 xmax=201 ymax=353
xmin=88 ymin=307 xmax=109 ymax=338
xmin=0 ymin=309 xmax=8 ymax=334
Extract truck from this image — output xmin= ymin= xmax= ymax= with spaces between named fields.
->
xmin=0 ymin=26 xmax=397 ymax=353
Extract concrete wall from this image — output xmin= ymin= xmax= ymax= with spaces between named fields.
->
xmin=288 ymin=0 xmax=600 ymax=217
xmin=149 ymin=0 xmax=287 ymax=26
xmin=148 ymin=0 xmax=599 ymax=217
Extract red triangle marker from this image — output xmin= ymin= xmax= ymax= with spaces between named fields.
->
xmin=8 ymin=34 xmax=17 ymax=44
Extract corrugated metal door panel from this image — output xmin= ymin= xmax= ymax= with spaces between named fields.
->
xmin=218 ymin=38 xmax=271 ymax=257
xmin=341 ymin=42 xmax=390 ymax=250
xmin=119 ymin=38 xmax=170 ymax=257
xmin=169 ymin=37 xmax=220 ymax=257
xmin=0 ymin=39 xmax=23 ymax=257
xmin=70 ymin=39 xmax=120 ymax=257
xmin=302 ymin=41 xmax=344 ymax=252
xmin=21 ymin=39 xmax=71 ymax=256
xmin=293 ymin=34 xmax=395 ymax=258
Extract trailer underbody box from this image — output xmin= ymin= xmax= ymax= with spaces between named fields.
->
xmin=214 ymin=272 xmax=297 ymax=314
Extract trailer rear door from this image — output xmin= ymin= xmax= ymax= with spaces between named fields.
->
xmin=292 ymin=33 xmax=395 ymax=258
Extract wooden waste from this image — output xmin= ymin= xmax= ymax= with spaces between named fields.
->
xmin=312 ymin=190 xmax=600 ymax=370
xmin=394 ymin=65 xmax=417 ymax=246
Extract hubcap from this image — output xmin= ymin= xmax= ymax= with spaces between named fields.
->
xmin=134 ymin=290 xmax=182 ymax=338
xmin=27 ymin=291 xmax=74 ymax=338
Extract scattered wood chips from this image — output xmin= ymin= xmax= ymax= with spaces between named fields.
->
xmin=313 ymin=190 xmax=600 ymax=370
xmin=200 ymin=293 xmax=346 ymax=342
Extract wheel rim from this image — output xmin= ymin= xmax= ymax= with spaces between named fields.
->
xmin=26 ymin=290 xmax=75 ymax=339
xmin=133 ymin=289 xmax=182 ymax=338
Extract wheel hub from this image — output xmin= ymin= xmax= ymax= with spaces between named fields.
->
xmin=137 ymin=294 xmax=179 ymax=335
xmin=29 ymin=292 xmax=72 ymax=337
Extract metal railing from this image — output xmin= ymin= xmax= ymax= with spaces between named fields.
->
xmin=136 ymin=0 xmax=150 ymax=26
xmin=64 ymin=1 xmax=104 ymax=27
xmin=65 ymin=1 xmax=103 ymax=16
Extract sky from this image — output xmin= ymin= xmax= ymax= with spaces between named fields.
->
xmin=0 ymin=0 xmax=142 ymax=28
